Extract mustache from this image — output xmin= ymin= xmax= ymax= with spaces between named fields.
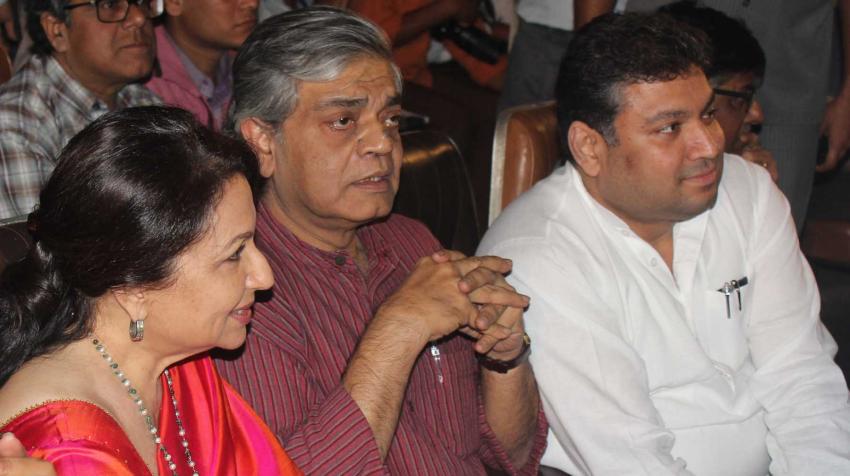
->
xmin=679 ymin=157 xmax=719 ymax=180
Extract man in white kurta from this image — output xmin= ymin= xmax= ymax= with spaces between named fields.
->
xmin=478 ymin=12 xmax=850 ymax=476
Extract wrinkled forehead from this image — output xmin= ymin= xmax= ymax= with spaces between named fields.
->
xmin=293 ymin=56 xmax=401 ymax=109
xmin=304 ymin=55 xmax=401 ymax=92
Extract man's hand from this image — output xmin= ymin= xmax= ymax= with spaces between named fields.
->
xmin=344 ymin=249 xmax=528 ymax=460
xmin=434 ymin=250 xmax=529 ymax=360
xmin=817 ymin=93 xmax=850 ymax=172
xmin=0 ymin=433 xmax=55 ymax=476
xmin=740 ymin=132 xmax=779 ymax=182
xmin=377 ymin=251 xmax=527 ymax=343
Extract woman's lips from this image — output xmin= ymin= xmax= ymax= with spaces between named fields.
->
xmin=230 ymin=306 xmax=254 ymax=325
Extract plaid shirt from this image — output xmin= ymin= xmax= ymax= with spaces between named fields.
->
xmin=0 ymin=55 xmax=160 ymax=219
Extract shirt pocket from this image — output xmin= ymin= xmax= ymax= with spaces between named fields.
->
xmin=699 ymin=282 xmax=751 ymax=365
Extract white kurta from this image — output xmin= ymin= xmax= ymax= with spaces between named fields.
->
xmin=478 ymin=156 xmax=850 ymax=476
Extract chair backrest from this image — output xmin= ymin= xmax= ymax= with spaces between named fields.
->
xmin=0 ymin=42 xmax=12 ymax=85
xmin=394 ymin=130 xmax=480 ymax=256
xmin=489 ymin=101 xmax=561 ymax=225
xmin=0 ymin=216 xmax=32 ymax=274
xmin=801 ymin=219 xmax=850 ymax=268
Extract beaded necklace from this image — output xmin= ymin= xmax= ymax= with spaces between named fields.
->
xmin=93 ymin=338 xmax=200 ymax=476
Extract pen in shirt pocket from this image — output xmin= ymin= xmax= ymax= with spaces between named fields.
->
xmin=717 ymin=276 xmax=749 ymax=319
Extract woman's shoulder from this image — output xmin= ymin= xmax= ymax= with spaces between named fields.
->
xmin=1 ymin=399 xmax=149 ymax=475
xmin=0 ymin=344 xmax=97 ymax=425
xmin=1 ymin=398 xmax=113 ymax=436
xmin=0 ymin=346 xmax=151 ymax=475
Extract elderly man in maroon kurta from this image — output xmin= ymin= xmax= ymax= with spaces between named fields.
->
xmin=215 ymin=6 xmax=548 ymax=475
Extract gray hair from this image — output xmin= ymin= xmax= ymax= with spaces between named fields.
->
xmin=228 ymin=6 xmax=402 ymax=137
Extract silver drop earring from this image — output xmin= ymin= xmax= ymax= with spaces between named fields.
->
xmin=129 ymin=319 xmax=145 ymax=341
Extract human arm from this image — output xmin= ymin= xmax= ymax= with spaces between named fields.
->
xmin=574 ymin=0 xmax=615 ymax=30
xmin=343 ymin=252 xmax=527 ymax=459
xmin=816 ymin=0 xmax=850 ymax=172
xmin=216 ymin=327 xmax=388 ymax=474
xmin=453 ymin=261 xmax=545 ymax=472
xmin=0 ymin=433 xmax=55 ymax=476
xmin=216 ymin=251 xmax=529 ymax=470
xmin=348 ymin=0 xmax=478 ymax=47
xmin=478 ymin=336 xmax=546 ymax=473
xmin=0 ymin=87 xmax=57 ymax=220
xmin=0 ymin=1 xmax=15 ymax=43
xmin=0 ymin=132 xmax=52 ymax=219
xmin=739 ymin=132 xmax=779 ymax=182
xmin=0 ymin=418 xmax=140 ymax=476
xmin=745 ymin=169 xmax=850 ymax=474
xmin=479 ymin=238 xmax=694 ymax=475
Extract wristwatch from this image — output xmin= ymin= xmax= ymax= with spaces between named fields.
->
xmin=477 ymin=332 xmax=531 ymax=373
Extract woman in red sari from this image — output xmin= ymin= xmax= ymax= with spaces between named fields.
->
xmin=0 ymin=106 xmax=300 ymax=475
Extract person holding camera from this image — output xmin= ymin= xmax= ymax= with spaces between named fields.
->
xmin=349 ymin=0 xmax=508 ymax=231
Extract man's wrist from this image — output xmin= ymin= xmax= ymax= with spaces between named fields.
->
xmin=477 ymin=333 xmax=531 ymax=373
xmin=372 ymin=306 xmax=431 ymax=349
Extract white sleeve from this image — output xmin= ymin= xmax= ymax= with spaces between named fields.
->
xmin=746 ymin=174 xmax=850 ymax=475
xmin=484 ymin=239 xmax=694 ymax=476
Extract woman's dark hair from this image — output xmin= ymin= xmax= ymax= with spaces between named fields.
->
xmin=554 ymin=12 xmax=711 ymax=162
xmin=0 ymin=106 xmax=262 ymax=386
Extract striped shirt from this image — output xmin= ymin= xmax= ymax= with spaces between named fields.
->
xmin=0 ymin=55 xmax=159 ymax=219
xmin=216 ymin=204 xmax=547 ymax=475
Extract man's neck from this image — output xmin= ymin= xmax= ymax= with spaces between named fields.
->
xmin=52 ymin=53 xmax=121 ymax=109
xmin=628 ymin=221 xmax=675 ymax=271
xmin=580 ymin=172 xmax=676 ymax=270
xmin=262 ymin=194 xmax=366 ymax=264
xmin=165 ymin=25 xmax=225 ymax=81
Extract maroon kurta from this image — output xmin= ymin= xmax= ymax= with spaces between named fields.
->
xmin=216 ymin=205 xmax=547 ymax=474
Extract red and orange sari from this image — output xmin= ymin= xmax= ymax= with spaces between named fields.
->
xmin=1 ymin=355 xmax=301 ymax=475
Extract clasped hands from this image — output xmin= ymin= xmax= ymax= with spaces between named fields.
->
xmin=378 ymin=250 xmax=529 ymax=362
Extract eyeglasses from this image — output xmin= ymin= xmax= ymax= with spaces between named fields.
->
xmin=713 ymin=87 xmax=755 ymax=113
xmin=63 ymin=0 xmax=163 ymax=23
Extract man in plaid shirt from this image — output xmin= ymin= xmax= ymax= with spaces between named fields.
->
xmin=0 ymin=0 xmax=161 ymax=219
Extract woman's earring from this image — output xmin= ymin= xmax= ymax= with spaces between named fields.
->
xmin=129 ymin=319 xmax=145 ymax=342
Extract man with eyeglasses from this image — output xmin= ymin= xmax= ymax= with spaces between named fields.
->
xmin=660 ymin=1 xmax=777 ymax=183
xmin=0 ymin=0 xmax=161 ymax=220
xmin=480 ymin=11 xmax=850 ymax=476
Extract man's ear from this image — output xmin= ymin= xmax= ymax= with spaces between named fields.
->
xmin=40 ymin=12 xmax=69 ymax=54
xmin=567 ymin=121 xmax=608 ymax=177
xmin=240 ymin=118 xmax=277 ymax=178
xmin=164 ymin=0 xmax=184 ymax=16
xmin=111 ymin=288 xmax=147 ymax=324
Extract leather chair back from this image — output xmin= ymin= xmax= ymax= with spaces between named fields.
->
xmin=0 ymin=216 xmax=32 ymax=274
xmin=0 ymin=42 xmax=12 ymax=85
xmin=489 ymin=101 xmax=561 ymax=225
xmin=801 ymin=220 xmax=850 ymax=268
xmin=394 ymin=130 xmax=480 ymax=256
